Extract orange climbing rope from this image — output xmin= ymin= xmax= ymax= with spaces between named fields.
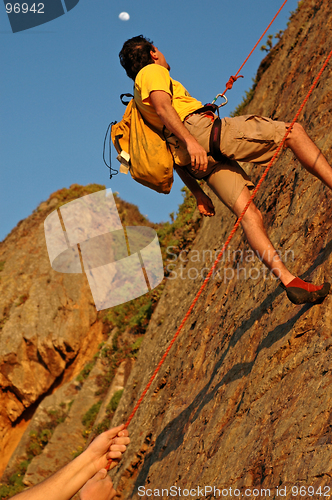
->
xmin=106 ymin=48 xmax=332 ymax=470
xmin=223 ymin=0 xmax=289 ymax=94
xmin=119 ymin=48 xmax=332 ymax=433
xmin=105 ymin=5 xmax=332 ymax=469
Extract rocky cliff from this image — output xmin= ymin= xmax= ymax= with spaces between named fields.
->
xmin=0 ymin=184 xmax=158 ymax=482
xmin=109 ymin=1 xmax=332 ymax=498
xmin=0 ymin=185 xmax=102 ymax=477
xmin=0 ymin=182 xmax=200 ymax=496
xmin=1 ymin=0 xmax=332 ymax=498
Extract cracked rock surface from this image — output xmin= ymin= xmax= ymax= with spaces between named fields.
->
xmin=1 ymin=1 xmax=332 ymax=498
xmin=110 ymin=1 xmax=332 ymax=498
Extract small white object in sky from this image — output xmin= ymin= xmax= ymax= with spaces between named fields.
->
xmin=119 ymin=12 xmax=130 ymax=21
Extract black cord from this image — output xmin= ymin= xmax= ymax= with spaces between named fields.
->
xmin=104 ymin=94 xmax=133 ymax=180
xmin=103 ymin=122 xmax=118 ymax=179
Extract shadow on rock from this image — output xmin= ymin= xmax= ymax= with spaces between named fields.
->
xmin=132 ymin=280 xmax=323 ymax=492
xmin=131 ymin=236 xmax=332 ymax=494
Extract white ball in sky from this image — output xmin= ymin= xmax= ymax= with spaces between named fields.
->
xmin=119 ymin=12 xmax=130 ymax=21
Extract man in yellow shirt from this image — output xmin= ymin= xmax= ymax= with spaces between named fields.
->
xmin=119 ymin=35 xmax=331 ymax=304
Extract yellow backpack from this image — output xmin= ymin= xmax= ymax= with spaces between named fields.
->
xmin=111 ymin=97 xmax=174 ymax=194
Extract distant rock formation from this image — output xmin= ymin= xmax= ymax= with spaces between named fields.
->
xmin=0 ymin=185 xmax=104 ymax=475
xmin=0 ymin=184 xmax=150 ymax=479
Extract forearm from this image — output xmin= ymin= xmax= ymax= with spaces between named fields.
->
xmin=149 ymin=90 xmax=207 ymax=170
xmin=12 ymin=425 xmax=129 ymax=500
xmin=174 ymin=165 xmax=204 ymax=198
xmin=12 ymin=451 xmax=96 ymax=500
xmin=175 ymin=166 xmax=215 ymax=217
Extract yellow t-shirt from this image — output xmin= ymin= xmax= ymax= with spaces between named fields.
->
xmin=134 ymin=64 xmax=202 ymax=131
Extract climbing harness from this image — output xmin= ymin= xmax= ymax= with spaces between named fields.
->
xmin=105 ymin=1 xmax=332 ymax=470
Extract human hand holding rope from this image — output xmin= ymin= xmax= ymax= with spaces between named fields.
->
xmin=85 ymin=424 xmax=130 ymax=472
xmin=80 ymin=469 xmax=116 ymax=500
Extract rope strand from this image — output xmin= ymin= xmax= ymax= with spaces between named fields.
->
xmin=122 ymin=49 xmax=332 ymax=430
xmin=222 ymin=0 xmax=289 ymax=96
xmin=106 ymin=47 xmax=332 ymax=473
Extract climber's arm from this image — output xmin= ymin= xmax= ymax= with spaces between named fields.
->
xmin=149 ymin=90 xmax=208 ymax=172
xmin=174 ymin=166 xmax=215 ymax=217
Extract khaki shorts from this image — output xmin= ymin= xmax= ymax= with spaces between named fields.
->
xmin=183 ymin=113 xmax=286 ymax=210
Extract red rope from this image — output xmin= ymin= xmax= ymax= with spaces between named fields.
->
xmin=106 ymin=50 xmax=332 ymax=469
xmin=119 ymin=49 xmax=332 ymax=434
xmin=105 ymin=27 xmax=332 ymax=468
xmin=223 ymin=0 xmax=289 ymax=95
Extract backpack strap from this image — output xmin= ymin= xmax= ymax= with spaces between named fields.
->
xmin=103 ymin=121 xmax=119 ymax=179
xmin=114 ymin=134 xmax=123 ymax=154
xmin=120 ymin=93 xmax=134 ymax=105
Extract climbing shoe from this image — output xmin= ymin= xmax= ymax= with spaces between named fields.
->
xmin=281 ymin=277 xmax=330 ymax=305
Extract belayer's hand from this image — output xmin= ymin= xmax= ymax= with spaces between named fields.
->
xmin=195 ymin=192 xmax=215 ymax=217
xmin=85 ymin=424 xmax=130 ymax=473
xmin=79 ymin=469 xmax=116 ymax=500
xmin=186 ymin=137 xmax=208 ymax=173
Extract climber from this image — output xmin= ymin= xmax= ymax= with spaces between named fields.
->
xmin=118 ymin=35 xmax=331 ymax=305
xmin=10 ymin=424 xmax=130 ymax=500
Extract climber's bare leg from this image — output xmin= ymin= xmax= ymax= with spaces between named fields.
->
xmin=233 ymin=187 xmax=295 ymax=286
xmin=285 ymin=123 xmax=332 ymax=190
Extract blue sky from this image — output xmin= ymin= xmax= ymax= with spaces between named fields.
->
xmin=1 ymin=0 xmax=299 ymax=242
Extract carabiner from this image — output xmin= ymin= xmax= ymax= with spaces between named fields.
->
xmin=213 ymin=93 xmax=228 ymax=108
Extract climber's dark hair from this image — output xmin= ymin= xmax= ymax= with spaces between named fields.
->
xmin=119 ymin=35 xmax=155 ymax=81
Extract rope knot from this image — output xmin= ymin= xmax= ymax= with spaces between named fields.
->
xmin=226 ymin=74 xmax=244 ymax=90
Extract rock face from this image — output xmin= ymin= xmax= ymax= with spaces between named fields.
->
xmin=1 ymin=1 xmax=332 ymax=498
xmin=109 ymin=1 xmax=332 ymax=498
